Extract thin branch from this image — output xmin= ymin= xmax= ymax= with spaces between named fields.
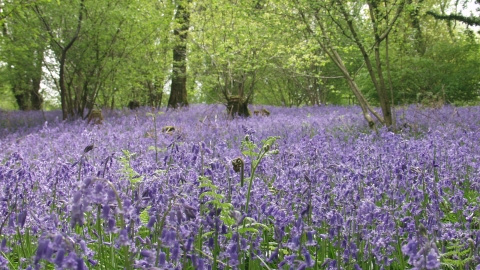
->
xmin=426 ymin=11 xmax=480 ymax=26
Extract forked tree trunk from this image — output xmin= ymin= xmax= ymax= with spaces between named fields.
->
xmin=297 ymin=0 xmax=405 ymax=129
xmin=34 ymin=0 xmax=85 ymax=120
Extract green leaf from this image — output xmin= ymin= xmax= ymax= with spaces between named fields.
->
xmin=238 ymin=227 xmax=259 ymax=234
xmin=139 ymin=206 xmax=151 ymax=224
xmin=242 ymin=150 xmax=256 ymax=157
xmin=200 ymin=191 xmax=224 ymax=200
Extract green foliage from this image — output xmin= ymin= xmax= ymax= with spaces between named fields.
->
xmin=363 ymin=41 xmax=480 ymax=105
xmin=199 ymin=176 xmax=235 ymax=226
xmin=441 ymin=242 xmax=475 ymax=269
xmin=119 ymin=150 xmax=142 ymax=186
xmin=0 ymin=0 xmax=479 ymax=110
xmin=241 ymin=135 xmax=279 ymax=214
xmin=0 ymin=84 xmax=18 ymax=110
xmin=139 ymin=206 xmax=152 ymax=225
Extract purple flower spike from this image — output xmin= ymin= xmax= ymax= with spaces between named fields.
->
xmin=0 ymin=239 xmax=8 ymax=253
xmin=139 ymin=250 xmax=152 ymax=264
xmin=107 ymin=218 xmax=116 ymax=233
xmin=221 ymin=224 xmax=228 ymax=234
xmin=147 ymin=216 xmax=156 ymax=229
xmin=306 ymin=231 xmax=317 ymax=246
xmin=401 ymin=239 xmax=418 ymax=258
xmin=228 ymin=244 xmax=239 ymax=266
xmin=185 ymin=237 xmax=194 ymax=252
xmin=171 ymin=241 xmax=180 ymax=261
xmin=267 ymin=248 xmax=279 ymax=263
xmin=241 ymin=237 xmax=249 ymax=251
xmin=35 ymin=239 xmax=49 ymax=264
xmin=0 ymin=255 xmax=8 ymax=268
xmin=159 ymin=252 xmax=166 ymax=266
xmin=197 ymin=258 xmax=205 ymax=270
xmin=54 ymin=234 xmax=63 ymax=246
xmin=297 ymin=262 xmax=307 ymax=270
xmin=95 ymin=183 xmax=103 ymax=194
xmin=117 ymin=229 xmax=130 ymax=246
xmin=208 ymin=237 xmax=214 ymax=249
xmin=54 ymin=249 xmax=65 ymax=267
xmin=425 ymin=248 xmax=440 ymax=269
xmin=102 ymin=204 xmax=110 ymax=219
xmin=83 ymin=177 xmax=92 ymax=187
xmin=76 ymin=257 xmax=86 ymax=270
xmin=17 ymin=210 xmax=27 ymax=228
xmin=107 ymin=189 xmax=116 ymax=202
xmin=303 ymin=247 xmax=314 ymax=267
xmin=8 ymin=215 xmax=14 ymax=228
xmin=73 ymin=191 xmax=82 ymax=204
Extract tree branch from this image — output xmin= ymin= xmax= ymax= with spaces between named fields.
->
xmin=426 ymin=11 xmax=480 ymax=26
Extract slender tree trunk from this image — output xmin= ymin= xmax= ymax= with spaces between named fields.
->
xmin=13 ymin=84 xmax=28 ymax=110
xmin=29 ymin=48 xmax=44 ymax=110
xmin=323 ymin=0 xmax=404 ymax=128
xmin=315 ymin=15 xmax=384 ymax=127
xmin=59 ymin=51 xmax=69 ymax=119
xmin=168 ymin=0 xmax=189 ymax=109
xmin=385 ymin=2 xmax=396 ymax=130
xmin=30 ymin=77 xmax=43 ymax=110
xmin=34 ymin=0 xmax=85 ymax=120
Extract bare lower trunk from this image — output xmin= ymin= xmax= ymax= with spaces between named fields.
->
xmin=226 ymin=95 xmax=250 ymax=118
xmin=169 ymin=44 xmax=188 ymax=108
xmin=168 ymin=0 xmax=189 ymax=109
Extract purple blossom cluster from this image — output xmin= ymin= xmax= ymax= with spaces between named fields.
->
xmin=1 ymin=104 xmax=480 ymax=269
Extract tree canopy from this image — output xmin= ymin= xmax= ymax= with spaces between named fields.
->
xmin=0 ymin=0 xmax=479 ymax=125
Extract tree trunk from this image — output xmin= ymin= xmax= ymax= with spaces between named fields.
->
xmin=13 ymin=85 xmax=28 ymax=110
xmin=35 ymin=0 xmax=85 ymax=120
xmin=30 ymin=48 xmax=44 ymax=110
xmin=59 ymin=51 xmax=69 ymax=119
xmin=12 ymin=76 xmax=43 ymax=111
xmin=314 ymin=17 xmax=384 ymax=127
xmin=30 ymin=77 xmax=43 ymax=110
xmin=226 ymin=95 xmax=250 ymax=118
xmin=168 ymin=0 xmax=189 ymax=109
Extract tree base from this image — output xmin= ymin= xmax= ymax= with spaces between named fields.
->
xmin=226 ymin=95 xmax=250 ymax=118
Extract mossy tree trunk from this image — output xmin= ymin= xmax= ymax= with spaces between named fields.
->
xmin=168 ymin=0 xmax=189 ymax=109
xmin=226 ymin=95 xmax=250 ymax=118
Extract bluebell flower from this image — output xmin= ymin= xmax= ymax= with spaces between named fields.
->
xmin=228 ymin=244 xmax=239 ymax=266
xmin=54 ymin=249 xmax=65 ymax=267
xmin=158 ymin=252 xmax=166 ymax=266
xmin=171 ymin=241 xmax=180 ymax=261
xmin=17 ymin=210 xmax=27 ymax=228
xmin=117 ymin=228 xmax=130 ymax=246
xmin=147 ymin=215 xmax=156 ymax=229
xmin=267 ymin=248 xmax=279 ymax=263
xmin=0 ymin=254 xmax=8 ymax=268
xmin=0 ymin=238 xmax=9 ymax=253
xmin=305 ymin=231 xmax=317 ymax=246
xmin=197 ymin=258 xmax=206 ymax=270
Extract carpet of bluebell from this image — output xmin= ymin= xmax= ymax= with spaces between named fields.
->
xmin=0 ymin=104 xmax=479 ymax=270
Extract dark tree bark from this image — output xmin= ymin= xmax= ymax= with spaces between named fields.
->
xmin=406 ymin=0 xmax=426 ymax=55
xmin=168 ymin=0 xmax=189 ymax=109
xmin=12 ymin=73 xmax=43 ymax=111
xmin=3 ymin=16 xmax=44 ymax=110
xmin=226 ymin=95 xmax=251 ymax=118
